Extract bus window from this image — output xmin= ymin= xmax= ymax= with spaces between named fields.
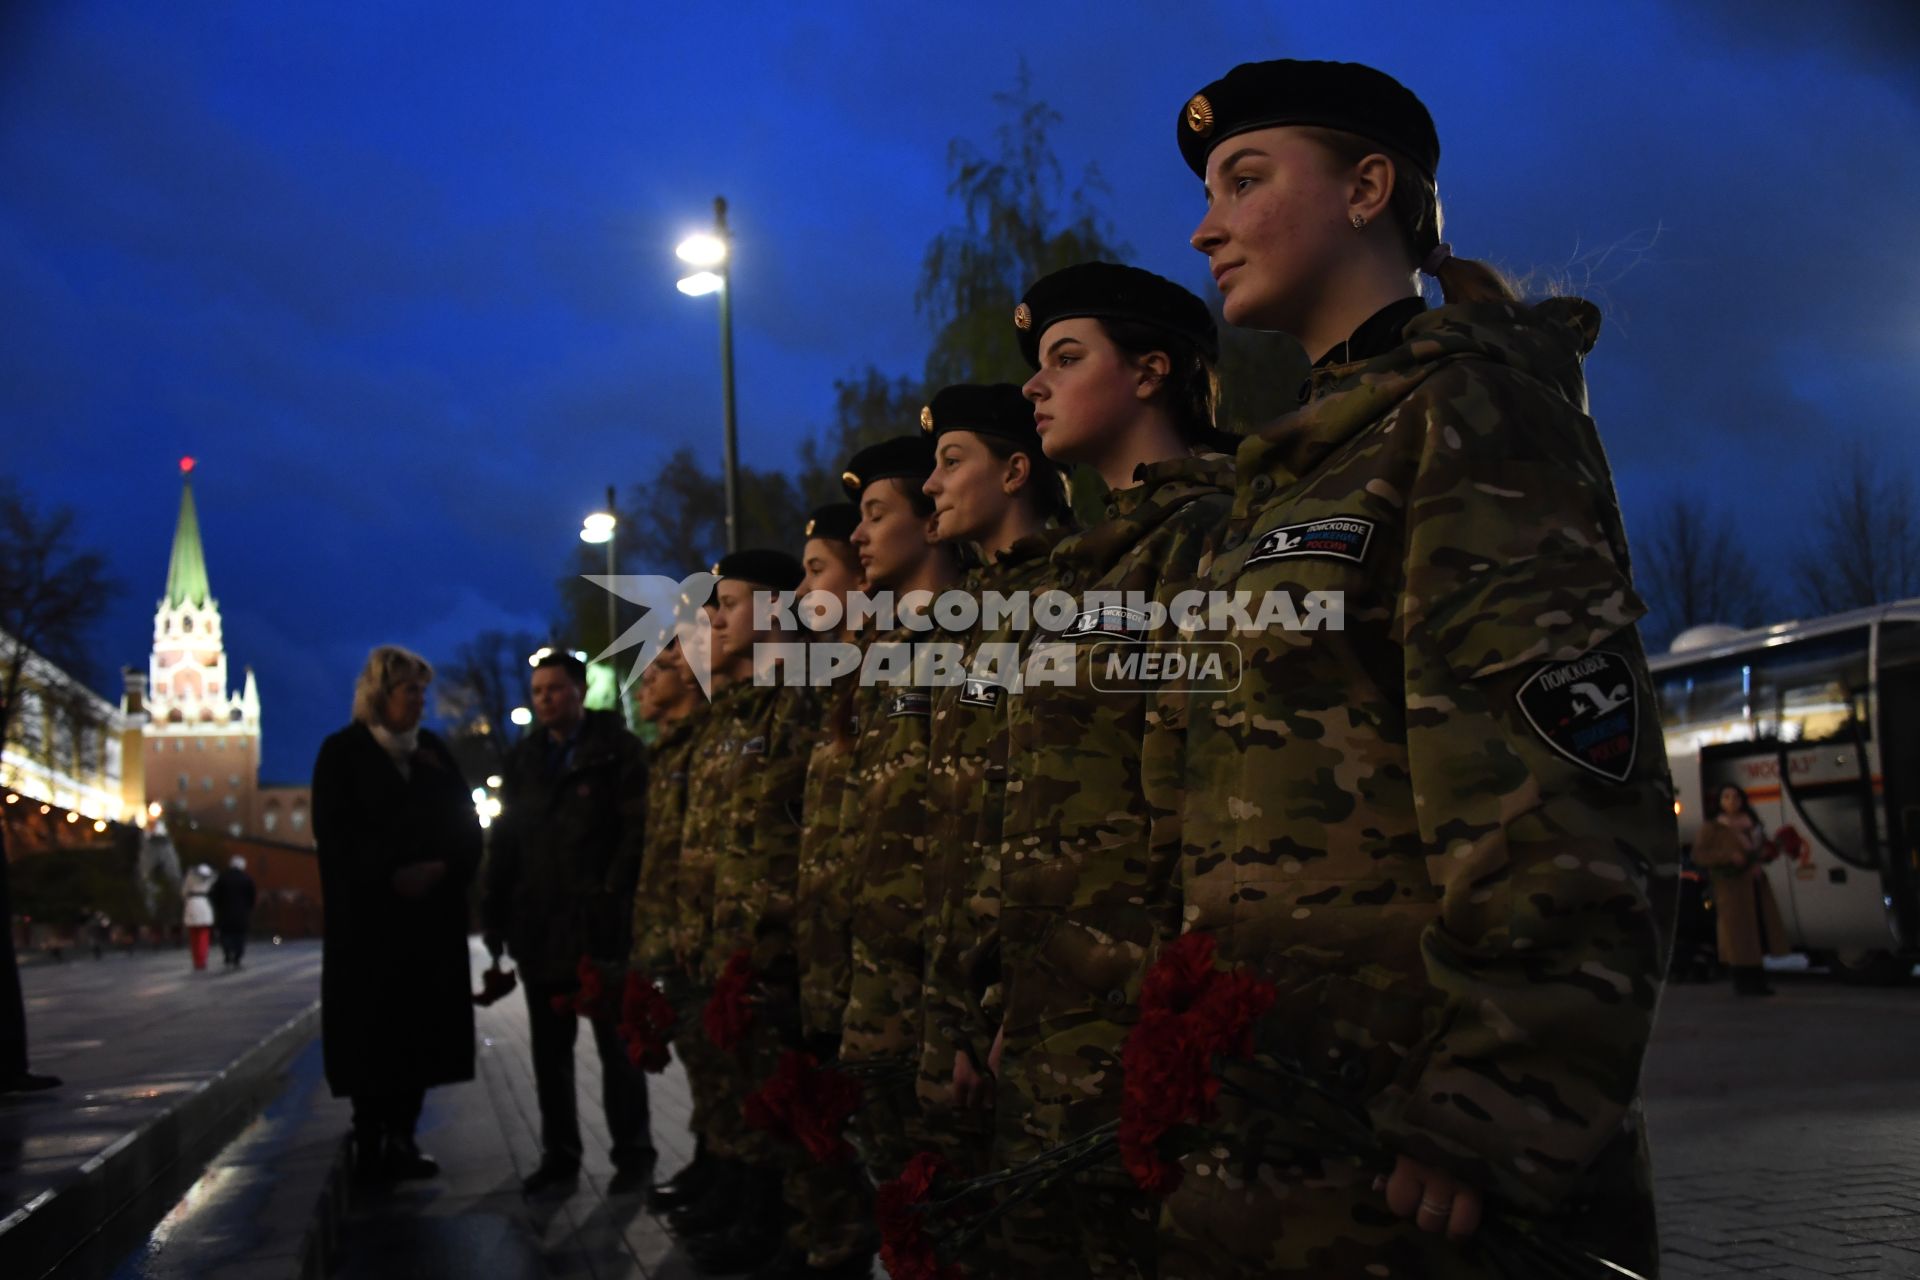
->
xmin=1753 ymin=632 xmax=1871 ymax=745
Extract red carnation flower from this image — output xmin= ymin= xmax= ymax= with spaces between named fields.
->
xmin=618 ymin=972 xmax=678 ymax=1073
xmin=565 ymin=954 xmax=613 ymax=1021
xmin=1118 ymin=933 xmax=1276 ymax=1198
xmin=704 ymin=949 xmax=757 ymax=1051
xmin=876 ymin=1151 xmax=964 ymax=1280
xmin=744 ymin=1051 xmax=862 ymax=1165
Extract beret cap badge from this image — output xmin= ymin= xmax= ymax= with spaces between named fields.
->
xmin=840 ymin=469 xmax=860 ymax=491
xmin=1184 ymin=93 xmax=1214 ymax=136
xmin=1013 ymin=302 xmax=1032 ymax=330
xmin=804 ymin=518 xmax=817 ymax=536
xmin=919 ymin=405 xmax=934 ymax=432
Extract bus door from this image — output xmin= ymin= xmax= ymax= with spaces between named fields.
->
xmin=1867 ymin=659 xmax=1920 ymax=952
xmin=1700 ymin=738 xmax=1888 ymax=953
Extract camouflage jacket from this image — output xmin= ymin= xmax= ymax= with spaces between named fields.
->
xmin=794 ymin=667 xmax=865 ymax=1039
xmin=1181 ymin=298 xmax=1678 ymax=1258
xmin=714 ymin=687 xmax=817 ymax=974
xmin=671 ymin=679 xmax=759 ymax=970
xmin=708 ymin=681 xmax=815 ymax=976
xmin=630 ymin=707 xmax=703 ymax=974
xmin=840 ymin=614 xmax=954 ymax=1064
xmin=996 ymin=454 xmax=1235 ymax=1143
xmin=920 ymin=527 xmax=1071 ymax=1103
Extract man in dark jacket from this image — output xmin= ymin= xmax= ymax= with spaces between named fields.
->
xmin=210 ymin=856 xmax=258 ymax=968
xmin=483 ymin=651 xmax=651 ymax=1195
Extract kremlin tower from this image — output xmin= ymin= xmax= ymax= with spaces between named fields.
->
xmin=122 ymin=459 xmax=310 ymax=845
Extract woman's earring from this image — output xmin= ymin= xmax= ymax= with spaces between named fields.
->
xmin=1351 ymin=214 xmax=1366 ymax=229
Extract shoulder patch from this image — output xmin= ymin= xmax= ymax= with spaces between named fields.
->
xmin=1245 ymin=516 xmax=1376 ymax=567
xmin=958 ymin=679 xmax=1006 ymax=710
xmin=741 ymin=735 xmax=768 ymax=757
xmin=1514 ymin=650 xmax=1637 ymax=783
xmin=1064 ymin=604 xmax=1152 ymax=641
xmin=887 ymin=691 xmax=933 ymax=719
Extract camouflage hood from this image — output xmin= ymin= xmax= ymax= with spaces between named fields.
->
xmin=1056 ymin=452 xmax=1236 ymax=583
xmin=1238 ymin=296 xmax=1602 ymax=519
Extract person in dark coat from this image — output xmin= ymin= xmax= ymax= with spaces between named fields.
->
xmin=0 ymin=821 xmax=60 ymax=1093
xmin=482 ymin=651 xmax=651 ymax=1196
xmin=312 ymin=644 xmax=482 ymax=1182
xmin=210 ymin=856 xmax=257 ymax=968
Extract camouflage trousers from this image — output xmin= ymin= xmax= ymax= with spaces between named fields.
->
xmin=673 ymin=999 xmax=750 ymax=1159
xmin=846 ymin=1063 xmax=920 ymax=1185
xmin=1157 ymin=1150 xmax=1490 ymax=1280
xmin=993 ymin=1036 xmax=1154 ymax=1278
xmin=781 ymin=1149 xmax=874 ymax=1268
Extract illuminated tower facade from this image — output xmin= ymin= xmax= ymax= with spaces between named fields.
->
xmin=141 ymin=458 xmax=265 ymax=838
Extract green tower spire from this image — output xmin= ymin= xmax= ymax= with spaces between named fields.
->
xmin=165 ymin=458 xmax=211 ymax=608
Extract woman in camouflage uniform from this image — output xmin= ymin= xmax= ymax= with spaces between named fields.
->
xmin=914 ymin=383 xmax=1078 ymax=1188
xmin=763 ymin=503 xmax=880 ymax=1280
xmin=1163 ymin=59 xmax=1679 ymax=1280
xmin=990 ymin=263 xmax=1236 ymax=1277
xmin=839 ymin=435 xmax=965 ymax=1181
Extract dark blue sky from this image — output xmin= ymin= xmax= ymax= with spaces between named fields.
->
xmin=5 ymin=1 xmax=1917 ymax=781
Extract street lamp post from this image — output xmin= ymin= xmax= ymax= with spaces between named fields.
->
xmin=580 ymin=486 xmax=617 ymax=653
xmin=676 ymin=196 xmax=740 ymax=554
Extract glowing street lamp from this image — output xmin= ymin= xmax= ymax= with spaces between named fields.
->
xmin=580 ymin=485 xmax=619 ymax=669
xmin=509 ymin=707 xmax=533 ymax=727
xmin=675 ymin=196 xmax=741 ymax=553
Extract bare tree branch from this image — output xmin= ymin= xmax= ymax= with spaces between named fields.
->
xmin=1636 ymin=494 xmax=1771 ymax=648
xmin=1792 ymin=447 xmax=1920 ymax=615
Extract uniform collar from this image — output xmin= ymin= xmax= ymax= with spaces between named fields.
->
xmin=1307 ymin=295 xmax=1428 ymax=381
xmin=1056 ymin=452 xmax=1234 ymax=578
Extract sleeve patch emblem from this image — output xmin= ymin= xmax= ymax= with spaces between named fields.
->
xmin=958 ymin=679 xmax=1006 ymax=710
xmin=1063 ymin=604 xmax=1152 ymax=641
xmin=887 ymin=692 xmax=933 ymax=719
xmin=741 ymin=735 xmax=768 ymax=757
xmin=1514 ymin=650 xmax=1638 ymax=783
xmin=1245 ymin=516 xmax=1375 ymax=567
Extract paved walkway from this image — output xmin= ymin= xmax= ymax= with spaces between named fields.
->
xmin=12 ymin=941 xmax=1920 ymax=1278
xmin=2 ymin=940 xmax=321 ymax=1226
xmin=1644 ymin=972 xmax=1920 ymax=1279
xmin=333 ymin=940 xmax=709 ymax=1280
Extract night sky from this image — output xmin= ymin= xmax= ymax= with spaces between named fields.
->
xmin=5 ymin=1 xmax=1917 ymax=782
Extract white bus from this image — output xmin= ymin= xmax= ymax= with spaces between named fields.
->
xmin=1651 ymin=602 xmax=1920 ymax=982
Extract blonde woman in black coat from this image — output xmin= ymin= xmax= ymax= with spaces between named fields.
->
xmin=313 ymin=645 xmax=482 ymax=1181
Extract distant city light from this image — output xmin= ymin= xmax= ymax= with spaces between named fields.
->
xmin=486 ymin=775 xmax=503 ymax=788
xmin=92 ymin=820 xmax=107 ymax=833
xmin=528 ymin=647 xmax=553 ymax=668
xmin=471 ymin=787 xmax=486 ymax=804
xmin=148 ymin=801 xmax=163 ymax=818
xmin=510 ymin=707 xmax=533 ymax=726
xmin=65 ymin=812 xmax=79 ymax=824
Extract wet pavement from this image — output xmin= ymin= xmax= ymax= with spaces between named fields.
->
xmin=11 ymin=939 xmax=1920 ymax=1278
xmin=1 ymin=940 xmax=322 ymax=1229
xmin=1645 ymin=969 xmax=1920 ymax=1278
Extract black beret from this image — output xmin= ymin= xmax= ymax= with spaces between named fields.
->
xmin=1177 ymin=60 xmax=1438 ymax=181
xmin=840 ymin=435 xmax=935 ymax=500
xmin=709 ymin=548 xmax=804 ymax=593
xmin=803 ymin=502 xmax=860 ymax=543
xmin=921 ymin=383 xmax=1040 ymax=453
xmin=1016 ymin=262 xmax=1217 ymax=369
